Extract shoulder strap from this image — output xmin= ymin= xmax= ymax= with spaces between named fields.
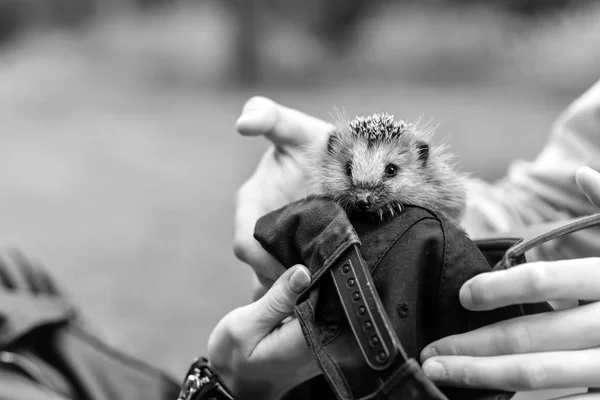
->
xmin=470 ymin=215 xmax=597 ymax=243
xmin=328 ymin=244 xmax=450 ymax=400
xmin=491 ymin=213 xmax=600 ymax=271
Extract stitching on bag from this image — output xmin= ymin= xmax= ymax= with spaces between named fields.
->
xmin=371 ymin=216 xmax=434 ymax=274
xmin=313 ymin=238 xmax=359 ymax=286
xmin=305 ymin=285 xmax=388 ymax=399
xmin=306 ymin=298 xmax=342 ymax=347
xmin=296 ymin=237 xmax=360 ymax=305
xmin=318 ymin=344 xmax=354 ymax=399
xmin=354 ymin=360 xmax=437 ymax=400
xmin=303 ymin=300 xmax=355 ymax=399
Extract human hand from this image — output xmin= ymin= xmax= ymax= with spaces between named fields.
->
xmin=420 ymin=166 xmax=600 ymax=396
xmin=207 ymin=264 xmax=321 ymax=400
xmin=233 ymin=96 xmax=332 ymax=299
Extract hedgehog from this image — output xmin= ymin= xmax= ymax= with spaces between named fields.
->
xmin=306 ymin=111 xmax=467 ymax=226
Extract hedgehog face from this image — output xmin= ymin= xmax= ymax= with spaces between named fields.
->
xmin=318 ymin=114 xmax=430 ymax=218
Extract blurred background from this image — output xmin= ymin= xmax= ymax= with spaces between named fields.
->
xmin=0 ymin=0 xmax=598 ymax=398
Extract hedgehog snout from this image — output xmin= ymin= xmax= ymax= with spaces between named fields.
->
xmin=354 ymin=191 xmax=374 ymax=211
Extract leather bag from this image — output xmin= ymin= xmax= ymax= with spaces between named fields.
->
xmin=254 ymin=196 xmax=600 ymax=400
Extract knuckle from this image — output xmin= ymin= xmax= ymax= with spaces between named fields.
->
xmin=499 ymin=323 xmax=533 ymax=354
xmin=455 ymin=365 xmax=478 ymax=387
xmin=266 ymin=288 xmax=292 ymax=316
xmin=232 ymin=235 xmax=250 ymax=263
xmin=468 ymin=278 xmax=492 ymax=307
xmin=234 ymin=184 xmax=251 ymax=209
xmin=223 ymin=310 xmax=246 ymax=344
xmin=515 ymin=362 xmax=547 ymax=390
xmin=436 ymin=339 xmax=459 ymax=357
xmin=527 ymin=266 xmax=550 ymax=299
xmin=243 ymin=95 xmax=268 ymax=109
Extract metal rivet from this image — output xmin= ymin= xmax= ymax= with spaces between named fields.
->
xmin=369 ymin=336 xmax=380 ymax=347
xmin=363 ymin=320 xmax=373 ymax=331
xmin=352 ymin=292 xmax=360 ymax=301
xmin=397 ymin=303 xmax=410 ymax=319
xmin=346 ymin=278 xmax=355 ymax=288
xmin=342 ymin=264 xmax=350 ymax=274
xmin=357 ymin=306 xmax=366 ymax=315
xmin=376 ymin=351 xmax=387 ymax=364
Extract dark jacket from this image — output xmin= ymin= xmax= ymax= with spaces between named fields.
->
xmin=0 ymin=249 xmax=180 ymax=400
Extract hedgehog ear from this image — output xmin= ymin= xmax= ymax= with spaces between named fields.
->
xmin=327 ymin=131 xmax=340 ymax=155
xmin=417 ymin=141 xmax=429 ymax=165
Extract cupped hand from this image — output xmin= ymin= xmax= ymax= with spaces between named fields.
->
xmin=233 ymin=96 xmax=332 ymax=298
xmin=420 ymin=166 xmax=600 ymax=396
xmin=207 ymin=264 xmax=321 ymax=400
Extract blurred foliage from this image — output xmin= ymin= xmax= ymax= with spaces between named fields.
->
xmin=0 ymin=0 xmax=598 ymax=96
xmin=0 ymin=0 xmax=593 ymax=45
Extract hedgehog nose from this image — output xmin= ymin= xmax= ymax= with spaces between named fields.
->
xmin=355 ymin=194 xmax=373 ymax=210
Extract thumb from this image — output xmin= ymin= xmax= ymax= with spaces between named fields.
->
xmin=252 ymin=264 xmax=311 ymax=329
xmin=235 ymin=96 xmax=332 ymax=149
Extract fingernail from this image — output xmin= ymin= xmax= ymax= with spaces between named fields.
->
xmin=289 ymin=266 xmax=311 ymax=293
xmin=459 ymin=281 xmax=474 ymax=309
xmin=422 ymin=360 xmax=446 ymax=381
xmin=420 ymin=346 xmax=438 ymax=362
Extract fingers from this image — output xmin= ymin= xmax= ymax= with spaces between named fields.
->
xmin=236 ymin=96 xmax=332 ymax=149
xmin=229 ymin=264 xmax=310 ymax=354
xmin=251 ymin=271 xmax=274 ymax=301
xmin=421 ymin=347 xmax=600 ymax=391
xmin=251 ymin=265 xmax=311 ymax=330
xmin=232 ymin=163 xmax=287 ymax=283
xmin=421 ymin=302 xmax=600 ymax=360
xmin=208 ymin=265 xmax=311 ymax=358
xmin=8 ymin=250 xmax=56 ymax=294
xmin=459 ymin=258 xmax=600 ymax=311
xmin=232 ymin=218 xmax=284 ymax=284
xmin=233 ymin=143 xmax=306 ymax=283
xmin=576 ymin=166 xmax=600 ymax=209
xmin=0 ymin=249 xmax=55 ymax=294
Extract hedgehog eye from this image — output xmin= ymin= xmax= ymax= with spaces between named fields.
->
xmin=346 ymin=162 xmax=352 ymax=177
xmin=384 ymin=164 xmax=398 ymax=177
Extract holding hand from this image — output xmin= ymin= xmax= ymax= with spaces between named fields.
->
xmin=208 ymin=264 xmax=320 ymax=400
xmin=420 ymin=166 xmax=600 ymax=396
xmin=233 ymin=97 xmax=332 ymax=298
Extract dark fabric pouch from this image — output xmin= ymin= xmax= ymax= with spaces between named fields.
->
xmin=254 ymin=196 xmax=599 ymax=400
xmin=0 ymin=249 xmax=180 ymax=400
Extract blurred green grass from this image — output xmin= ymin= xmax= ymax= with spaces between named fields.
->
xmin=0 ymin=3 xmax=597 ymax=399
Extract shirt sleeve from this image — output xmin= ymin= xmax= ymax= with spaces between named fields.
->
xmin=461 ymin=78 xmax=600 ymax=262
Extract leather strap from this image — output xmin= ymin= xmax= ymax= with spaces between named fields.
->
xmin=329 ymin=244 xmax=405 ymax=371
xmin=496 ymin=213 xmax=600 ymax=270
xmin=471 ymin=214 xmax=600 ymax=245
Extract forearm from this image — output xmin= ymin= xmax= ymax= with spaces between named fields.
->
xmin=461 ymin=79 xmax=600 ymax=262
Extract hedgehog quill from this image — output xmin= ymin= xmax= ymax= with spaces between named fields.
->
xmin=306 ymin=112 xmax=467 ymax=226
